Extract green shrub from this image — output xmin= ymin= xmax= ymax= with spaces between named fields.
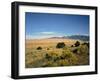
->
xmin=50 ymin=51 xmax=60 ymax=61
xmin=82 ymin=42 xmax=89 ymax=48
xmin=72 ymin=49 xmax=78 ymax=53
xmin=45 ymin=51 xmax=60 ymax=62
xmin=74 ymin=41 xmax=80 ymax=47
xmin=45 ymin=53 xmax=52 ymax=60
xmin=37 ymin=46 xmax=42 ymax=50
xmin=62 ymin=50 xmax=73 ymax=59
xmin=71 ymin=45 xmax=74 ymax=47
xmin=62 ymin=49 xmax=78 ymax=65
xmin=44 ymin=48 xmax=79 ymax=66
xmin=47 ymin=48 xmax=49 ymax=50
xmin=57 ymin=59 xmax=69 ymax=66
xmin=56 ymin=42 xmax=66 ymax=48
xmin=77 ymin=45 xmax=89 ymax=55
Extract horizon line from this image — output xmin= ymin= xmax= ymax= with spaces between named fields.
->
xmin=26 ymin=34 xmax=89 ymax=40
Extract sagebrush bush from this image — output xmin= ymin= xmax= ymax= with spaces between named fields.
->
xmin=57 ymin=59 xmax=69 ymax=66
xmin=47 ymin=51 xmax=60 ymax=61
xmin=74 ymin=41 xmax=80 ymax=47
xmin=47 ymin=48 xmax=49 ymax=50
xmin=72 ymin=48 xmax=78 ymax=53
xmin=62 ymin=48 xmax=78 ymax=65
xmin=77 ymin=45 xmax=89 ymax=55
xmin=71 ymin=45 xmax=74 ymax=47
xmin=45 ymin=53 xmax=52 ymax=60
xmin=82 ymin=42 xmax=89 ymax=48
xmin=62 ymin=50 xmax=73 ymax=59
xmin=37 ymin=46 xmax=42 ymax=50
xmin=56 ymin=42 xmax=66 ymax=48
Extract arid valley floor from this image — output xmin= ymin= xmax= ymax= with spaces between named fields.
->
xmin=25 ymin=38 xmax=89 ymax=68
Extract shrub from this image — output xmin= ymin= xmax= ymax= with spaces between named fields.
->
xmin=74 ymin=41 xmax=80 ymax=47
xmin=50 ymin=51 xmax=60 ymax=61
xmin=41 ymin=61 xmax=53 ymax=67
xmin=57 ymin=59 xmax=69 ymax=66
xmin=62 ymin=49 xmax=73 ymax=59
xmin=72 ymin=49 xmax=78 ymax=54
xmin=37 ymin=46 xmax=42 ymax=50
xmin=47 ymin=48 xmax=49 ymax=50
xmin=45 ymin=53 xmax=52 ymax=60
xmin=77 ymin=45 xmax=89 ymax=55
xmin=56 ymin=42 xmax=66 ymax=48
xmin=45 ymin=51 xmax=60 ymax=62
xmin=82 ymin=42 xmax=89 ymax=48
xmin=62 ymin=49 xmax=78 ymax=65
xmin=44 ymin=48 xmax=78 ymax=67
xmin=71 ymin=45 xmax=74 ymax=47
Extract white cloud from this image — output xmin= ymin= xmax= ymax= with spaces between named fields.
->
xmin=26 ymin=35 xmax=54 ymax=39
xmin=40 ymin=32 xmax=56 ymax=35
xmin=26 ymin=31 xmax=64 ymax=39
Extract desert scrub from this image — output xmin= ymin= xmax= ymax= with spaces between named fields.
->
xmin=82 ymin=42 xmax=89 ymax=48
xmin=45 ymin=51 xmax=61 ymax=61
xmin=57 ymin=59 xmax=70 ymax=66
xmin=62 ymin=47 xmax=74 ymax=58
xmin=75 ymin=44 xmax=89 ymax=65
xmin=74 ymin=41 xmax=80 ymax=47
xmin=37 ymin=46 xmax=42 ymax=50
xmin=56 ymin=42 xmax=66 ymax=48
xmin=42 ymin=60 xmax=59 ymax=67
xmin=62 ymin=48 xmax=78 ymax=65
xmin=77 ymin=44 xmax=89 ymax=55
xmin=45 ymin=48 xmax=78 ymax=66
xmin=45 ymin=53 xmax=52 ymax=61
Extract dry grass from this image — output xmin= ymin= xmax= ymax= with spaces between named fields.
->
xmin=26 ymin=38 xmax=81 ymax=48
xmin=25 ymin=38 xmax=89 ymax=68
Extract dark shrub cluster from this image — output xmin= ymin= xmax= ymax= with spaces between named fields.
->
xmin=45 ymin=53 xmax=52 ymax=60
xmin=56 ymin=42 xmax=66 ymax=48
xmin=71 ymin=45 xmax=74 ymax=47
xmin=82 ymin=42 xmax=89 ymax=48
xmin=37 ymin=46 xmax=42 ymax=50
xmin=72 ymin=49 xmax=78 ymax=53
xmin=74 ymin=41 xmax=80 ymax=47
xmin=77 ymin=44 xmax=89 ymax=55
xmin=47 ymin=48 xmax=49 ymax=50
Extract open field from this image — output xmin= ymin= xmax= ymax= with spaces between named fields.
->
xmin=26 ymin=38 xmax=81 ymax=50
xmin=25 ymin=38 xmax=89 ymax=68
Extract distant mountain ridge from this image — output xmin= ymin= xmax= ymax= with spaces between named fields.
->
xmin=48 ymin=35 xmax=89 ymax=41
xmin=66 ymin=35 xmax=89 ymax=41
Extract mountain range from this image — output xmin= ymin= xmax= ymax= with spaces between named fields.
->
xmin=49 ymin=35 xmax=89 ymax=41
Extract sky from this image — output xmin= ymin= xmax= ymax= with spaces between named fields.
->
xmin=25 ymin=12 xmax=89 ymax=39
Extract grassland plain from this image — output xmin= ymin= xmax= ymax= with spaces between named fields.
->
xmin=25 ymin=38 xmax=89 ymax=68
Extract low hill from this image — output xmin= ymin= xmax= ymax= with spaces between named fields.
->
xmin=48 ymin=35 xmax=89 ymax=41
xmin=66 ymin=35 xmax=89 ymax=41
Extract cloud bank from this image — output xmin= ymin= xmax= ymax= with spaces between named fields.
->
xmin=26 ymin=31 xmax=63 ymax=39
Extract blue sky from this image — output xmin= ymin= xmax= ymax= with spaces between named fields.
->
xmin=25 ymin=12 xmax=89 ymax=39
